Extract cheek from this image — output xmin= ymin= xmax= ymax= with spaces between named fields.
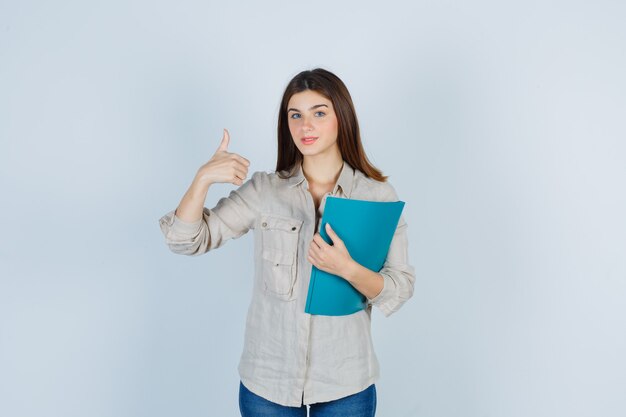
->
xmin=288 ymin=118 xmax=301 ymax=131
xmin=287 ymin=121 xmax=297 ymax=139
xmin=324 ymin=118 xmax=338 ymax=139
xmin=288 ymin=123 xmax=303 ymax=148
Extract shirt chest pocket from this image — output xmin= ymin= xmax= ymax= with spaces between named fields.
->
xmin=259 ymin=214 xmax=303 ymax=301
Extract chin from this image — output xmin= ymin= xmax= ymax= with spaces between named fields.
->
xmin=294 ymin=144 xmax=313 ymax=155
xmin=293 ymin=140 xmax=335 ymax=157
xmin=299 ymin=148 xmax=322 ymax=157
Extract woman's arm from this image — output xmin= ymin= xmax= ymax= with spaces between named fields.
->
xmin=343 ymin=262 xmax=385 ymax=300
xmin=308 ymin=185 xmax=416 ymax=317
xmin=158 ymin=172 xmax=263 ymax=256
xmin=174 ymin=175 xmax=212 ymax=223
xmin=363 ymin=218 xmax=415 ymax=317
xmin=175 ymin=128 xmax=249 ymax=223
xmin=158 ymin=129 xmax=259 ymax=256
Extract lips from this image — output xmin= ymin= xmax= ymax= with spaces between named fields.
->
xmin=301 ymin=136 xmax=318 ymax=145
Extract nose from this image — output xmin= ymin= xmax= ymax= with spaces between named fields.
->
xmin=302 ymin=115 xmax=314 ymax=132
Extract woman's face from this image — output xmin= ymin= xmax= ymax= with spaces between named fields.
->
xmin=287 ymin=89 xmax=339 ymax=159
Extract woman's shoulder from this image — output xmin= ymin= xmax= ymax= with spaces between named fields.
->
xmin=245 ymin=169 xmax=287 ymax=182
xmin=244 ymin=169 xmax=296 ymax=189
xmin=352 ymin=169 xmax=400 ymax=201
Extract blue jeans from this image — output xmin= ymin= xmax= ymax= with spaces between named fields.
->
xmin=239 ymin=381 xmax=377 ymax=417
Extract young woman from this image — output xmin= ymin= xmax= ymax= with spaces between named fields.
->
xmin=158 ymin=68 xmax=415 ymax=416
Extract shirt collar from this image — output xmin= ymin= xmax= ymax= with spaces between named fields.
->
xmin=286 ymin=160 xmax=355 ymax=198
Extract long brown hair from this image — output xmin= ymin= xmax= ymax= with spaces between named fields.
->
xmin=275 ymin=68 xmax=387 ymax=182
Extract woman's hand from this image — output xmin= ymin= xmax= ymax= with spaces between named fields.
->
xmin=196 ymin=128 xmax=250 ymax=186
xmin=308 ymin=223 xmax=356 ymax=280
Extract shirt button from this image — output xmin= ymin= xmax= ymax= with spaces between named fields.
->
xmin=262 ymin=222 xmax=267 ymax=227
xmin=291 ymin=226 xmax=297 ymax=231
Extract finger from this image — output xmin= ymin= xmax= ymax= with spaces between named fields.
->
xmin=232 ymin=153 xmax=250 ymax=167
xmin=308 ymin=238 xmax=319 ymax=252
xmin=312 ymin=234 xmax=327 ymax=249
xmin=308 ymin=240 xmax=318 ymax=253
xmin=230 ymin=158 xmax=248 ymax=172
xmin=233 ymin=166 xmax=248 ymax=180
xmin=232 ymin=175 xmax=244 ymax=186
xmin=216 ymin=128 xmax=230 ymax=152
xmin=325 ymin=223 xmax=339 ymax=241
xmin=308 ymin=246 xmax=320 ymax=261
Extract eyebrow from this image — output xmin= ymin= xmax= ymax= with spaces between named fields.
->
xmin=287 ymin=104 xmax=329 ymax=113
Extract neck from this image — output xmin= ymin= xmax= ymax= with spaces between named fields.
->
xmin=302 ymin=150 xmax=344 ymax=186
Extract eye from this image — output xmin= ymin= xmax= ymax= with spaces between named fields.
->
xmin=315 ymin=111 xmax=326 ymax=117
xmin=290 ymin=113 xmax=301 ymax=119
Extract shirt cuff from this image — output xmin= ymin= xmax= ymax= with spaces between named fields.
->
xmin=367 ymin=273 xmax=391 ymax=305
xmin=159 ymin=210 xmax=204 ymax=237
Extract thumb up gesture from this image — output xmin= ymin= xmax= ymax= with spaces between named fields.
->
xmin=196 ymin=128 xmax=250 ymax=186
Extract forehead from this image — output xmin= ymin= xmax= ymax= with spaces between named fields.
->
xmin=287 ymin=90 xmax=332 ymax=107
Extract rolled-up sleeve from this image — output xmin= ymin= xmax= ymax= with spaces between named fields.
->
xmin=158 ymin=171 xmax=264 ymax=256
xmin=366 ymin=185 xmax=416 ymax=317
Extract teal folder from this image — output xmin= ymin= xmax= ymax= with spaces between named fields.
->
xmin=304 ymin=196 xmax=405 ymax=316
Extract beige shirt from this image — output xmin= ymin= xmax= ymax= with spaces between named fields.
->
xmin=158 ymin=160 xmax=415 ymax=407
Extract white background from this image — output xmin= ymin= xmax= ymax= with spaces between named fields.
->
xmin=1 ymin=1 xmax=625 ymax=416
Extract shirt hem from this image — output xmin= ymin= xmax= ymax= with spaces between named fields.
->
xmin=239 ymin=376 xmax=304 ymax=408
xmin=303 ymin=375 xmax=380 ymax=406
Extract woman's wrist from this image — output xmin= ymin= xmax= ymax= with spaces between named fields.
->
xmin=193 ymin=173 xmax=214 ymax=189
xmin=342 ymin=259 xmax=360 ymax=284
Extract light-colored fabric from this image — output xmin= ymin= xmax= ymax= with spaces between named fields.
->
xmin=158 ymin=160 xmax=415 ymax=407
